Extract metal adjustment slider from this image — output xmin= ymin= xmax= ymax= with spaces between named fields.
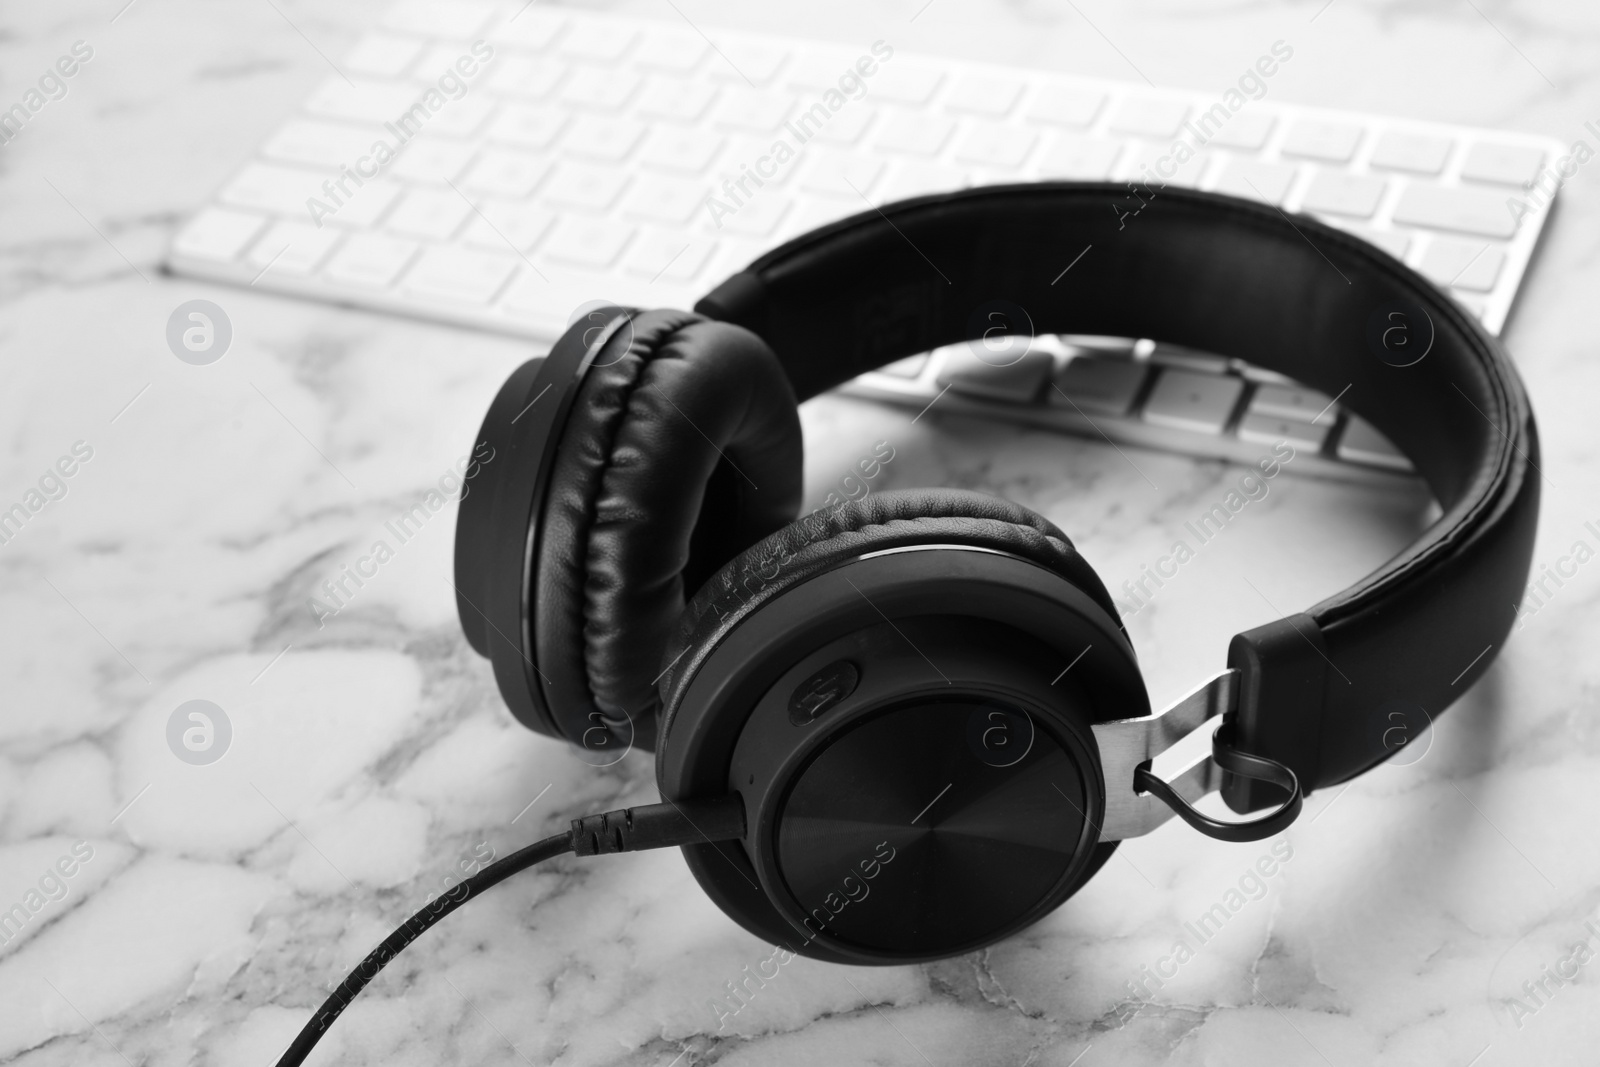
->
xmin=1091 ymin=669 xmax=1302 ymax=843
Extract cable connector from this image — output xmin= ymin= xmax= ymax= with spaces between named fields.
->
xmin=570 ymin=794 xmax=745 ymax=856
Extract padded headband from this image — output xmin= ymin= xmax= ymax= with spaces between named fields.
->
xmin=695 ymin=182 xmax=1540 ymax=804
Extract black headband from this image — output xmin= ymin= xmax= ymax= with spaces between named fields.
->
xmin=695 ymin=182 xmax=1540 ymax=806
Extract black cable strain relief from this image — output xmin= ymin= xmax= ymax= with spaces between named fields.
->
xmin=569 ymin=794 xmax=745 ymax=856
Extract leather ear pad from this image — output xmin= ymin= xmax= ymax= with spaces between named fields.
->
xmin=658 ymin=487 xmax=1120 ymax=736
xmin=535 ymin=308 xmax=803 ymax=743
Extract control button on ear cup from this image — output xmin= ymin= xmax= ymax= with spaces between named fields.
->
xmin=777 ymin=697 xmax=1091 ymax=957
xmin=788 ymin=660 xmax=859 ymax=725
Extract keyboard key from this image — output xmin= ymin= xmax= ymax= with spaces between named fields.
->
xmin=1370 ymin=131 xmax=1452 ymax=174
xmin=246 ymin=221 xmax=342 ymax=275
xmin=622 ymin=229 xmax=717 ymax=282
xmin=305 ymin=78 xmax=421 ymax=124
xmin=1392 ymin=183 xmax=1516 ymax=238
xmin=808 ymin=107 xmax=876 ymax=145
xmin=621 ymin=176 xmax=708 ymax=224
xmin=560 ymin=23 xmax=636 ymax=63
xmin=1203 ymin=113 xmax=1275 ymax=150
xmin=1026 ymin=83 xmax=1104 ymax=127
xmin=637 ymin=127 xmax=725 ymax=173
xmin=485 ymin=55 xmax=567 ymax=99
xmin=706 ymin=193 xmax=791 ymax=237
xmin=460 ymin=201 xmax=555 ymax=252
xmin=460 ymin=150 xmax=552 ymax=197
xmin=783 ymin=99 xmax=838 ymax=143
xmin=324 ymin=183 xmax=402 ymax=228
xmin=1148 ymin=344 xmax=1229 ymax=375
xmin=713 ymin=89 xmax=795 ymax=132
xmin=1337 ymin=415 xmax=1411 ymax=470
xmin=563 ymin=115 xmax=646 ymax=161
xmin=799 ymin=150 xmax=885 ymax=198
xmin=879 ymin=354 xmax=930 ymax=379
xmin=946 ymin=74 xmax=1025 ymax=117
xmin=1460 ymin=142 xmax=1545 ymax=186
xmin=382 ymin=0 xmax=495 ymax=37
xmin=954 ymin=123 xmax=1038 ymax=169
xmin=220 ymin=162 xmax=325 ymax=216
xmin=323 ymin=233 xmax=419 ymax=287
xmin=1237 ymin=412 xmax=1329 ymax=452
xmin=878 ymin=162 xmax=967 ymax=202
xmin=875 ymin=112 xmax=956 ymax=156
xmin=1037 ymin=134 xmax=1122 ymax=179
xmin=559 ymin=65 xmax=642 ymax=111
xmin=937 ymin=345 xmax=1054 ymax=403
xmin=873 ymin=65 xmax=945 ymax=106
xmin=1141 ymin=369 xmax=1244 ymax=434
xmin=632 ymin=30 xmax=708 ymax=73
xmin=1301 ymin=171 xmax=1386 ymax=218
xmin=1125 ymin=146 xmax=1209 ymax=189
xmin=424 ymin=97 xmax=497 ymax=138
xmin=388 ymin=137 xmax=476 ymax=185
xmin=542 ymin=216 xmax=635 ymax=267
xmin=636 ymin=76 xmax=720 ymax=123
xmin=542 ymin=162 xmax=630 ymax=210
xmin=172 ymin=208 xmax=266 ymax=262
xmin=709 ymin=41 xmax=789 ymax=85
xmin=1452 ymin=292 xmax=1487 ymax=320
xmin=492 ymin=9 xmax=566 ymax=51
xmin=1110 ymin=98 xmax=1189 ymax=139
xmin=1340 ymin=225 xmax=1411 ymax=262
xmin=1213 ymin=158 xmax=1297 ymax=205
xmin=1248 ymin=383 xmax=1336 ymax=423
xmin=714 ymin=134 xmax=803 ymax=189
xmin=1417 ymin=237 xmax=1506 ymax=292
xmin=487 ymin=103 xmax=568 ymax=149
xmin=343 ymin=35 xmax=424 ymax=78
xmin=1281 ymin=120 xmax=1363 ymax=162
xmin=785 ymin=51 xmax=862 ymax=91
xmin=404 ymin=246 xmax=520 ymax=303
xmin=385 ymin=188 xmax=472 ymax=239
xmin=411 ymin=45 xmax=491 ymax=83
xmin=263 ymin=120 xmax=373 ymax=168
xmin=1051 ymin=357 xmax=1147 ymax=416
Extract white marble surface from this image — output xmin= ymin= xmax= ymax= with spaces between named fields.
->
xmin=2 ymin=1 xmax=1599 ymax=1065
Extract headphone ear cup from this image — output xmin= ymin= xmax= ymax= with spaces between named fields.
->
xmin=655 ymin=486 xmax=1127 ymax=747
xmin=534 ymin=309 xmax=803 ymax=749
xmin=652 ymin=487 xmax=1140 ymax=963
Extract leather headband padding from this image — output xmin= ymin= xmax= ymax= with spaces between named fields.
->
xmin=696 ymin=182 xmax=1539 ymax=792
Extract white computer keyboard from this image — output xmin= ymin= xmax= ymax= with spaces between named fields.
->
xmin=168 ymin=1 xmax=1564 ymax=477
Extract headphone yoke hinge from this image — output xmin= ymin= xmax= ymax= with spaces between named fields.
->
xmin=1092 ymin=669 xmax=1237 ymax=841
xmin=1091 ymin=668 xmax=1302 ymax=842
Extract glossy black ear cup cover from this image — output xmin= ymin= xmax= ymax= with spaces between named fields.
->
xmin=535 ymin=309 xmax=803 ymax=741
xmin=657 ymin=486 xmax=1124 ymax=743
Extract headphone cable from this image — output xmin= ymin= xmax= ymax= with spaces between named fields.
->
xmin=272 ymin=796 xmax=745 ymax=1067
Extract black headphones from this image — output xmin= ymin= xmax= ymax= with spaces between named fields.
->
xmin=276 ymin=182 xmax=1541 ymax=1063
xmin=455 ymin=179 xmax=1541 ymax=961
